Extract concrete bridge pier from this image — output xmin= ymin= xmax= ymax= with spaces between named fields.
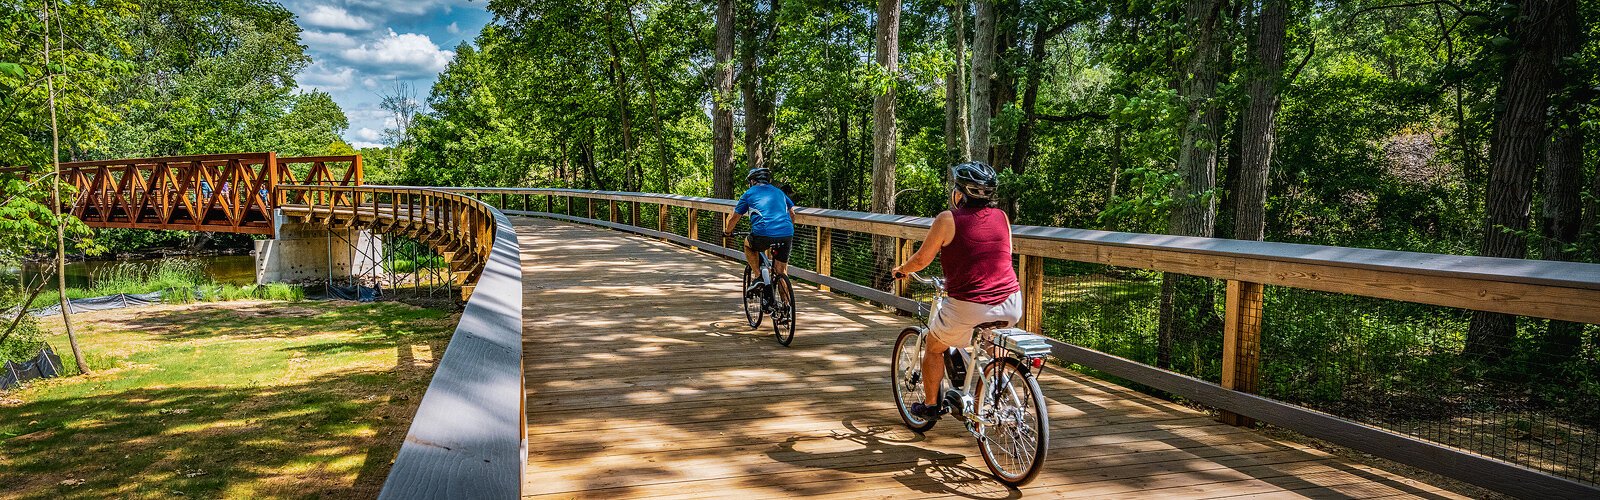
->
xmin=254 ymin=209 xmax=381 ymax=284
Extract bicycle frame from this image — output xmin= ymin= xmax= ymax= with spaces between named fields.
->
xmin=906 ymin=272 xmax=1053 ymax=429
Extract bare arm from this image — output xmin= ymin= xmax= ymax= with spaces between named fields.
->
xmin=893 ymin=211 xmax=956 ymax=276
xmin=724 ymin=212 xmax=742 ymax=233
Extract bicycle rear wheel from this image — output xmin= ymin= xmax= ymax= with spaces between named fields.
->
xmin=975 ymin=358 xmax=1049 ymax=486
xmin=770 ymin=274 xmax=796 ymax=346
xmin=742 ymin=266 xmax=763 ymax=328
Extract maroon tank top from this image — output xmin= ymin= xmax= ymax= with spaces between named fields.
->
xmin=942 ymin=206 xmax=1020 ymax=305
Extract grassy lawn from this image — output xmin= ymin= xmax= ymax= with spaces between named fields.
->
xmin=0 ymin=300 xmax=458 ymax=499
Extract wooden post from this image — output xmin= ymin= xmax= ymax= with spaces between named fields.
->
xmin=817 ymin=227 xmax=832 ymax=292
xmin=587 ymin=198 xmax=595 ymax=219
xmin=609 ymin=200 xmax=618 ymax=222
xmin=687 ymin=208 xmax=699 ymax=241
xmin=895 ymin=238 xmax=915 ymax=297
xmin=630 ymin=201 xmax=639 ymax=226
xmin=1221 ymin=279 xmax=1265 ymax=427
xmin=546 ymin=194 xmax=553 ymax=213
xmin=657 ymin=204 xmax=669 ymax=232
xmin=1021 ymin=255 xmax=1045 ymax=333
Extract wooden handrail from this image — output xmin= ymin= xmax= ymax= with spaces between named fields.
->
xmin=440 ymin=187 xmax=1600 ymax=323
xmin=461 ymin=187 xmax=1600 ymax=498
xmin=278 ymin=184 xmax=525 ymax=498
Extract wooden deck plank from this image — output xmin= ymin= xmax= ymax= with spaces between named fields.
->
xmin=515 ymin=217 xmax=1465 ymax=499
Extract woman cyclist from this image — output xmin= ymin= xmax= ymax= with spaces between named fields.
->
xmin=891 ymin=161 xmax=1021 ymax=420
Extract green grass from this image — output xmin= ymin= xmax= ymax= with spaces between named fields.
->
xmin=0 ymin=300 xmax=457 ymax=498
xmin=24 ymin=260 xmax=307 ymax=309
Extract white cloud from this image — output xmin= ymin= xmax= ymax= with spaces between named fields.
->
xmin=302 ymin=5 xmax=374 ymax=31
xmin=354 ymin=127 xmax=383 ymax=142
xmin=340 ymin=30 xmax=455 ymax=76
xmin=447 ymin=22 xmax=460 ymax=34
xmin=350 ymin=141 xmax=386 ymax=149
xmin=302 ymin=30 xmax=359 ymax=51
xmin=361 ymin=77 xmax=379 ymax=89
xmin=297 ymin=63 xmax=356 ymax=92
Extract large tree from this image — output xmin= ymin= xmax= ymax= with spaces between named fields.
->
xmin=1465 ymin=0 xmax=1577 ymax=363
xmin=713 ymin=0 xmax=736 ymax=199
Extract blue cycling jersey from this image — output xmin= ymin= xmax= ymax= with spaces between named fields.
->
xmin=735 ymin=183 xmax=795 ymax=237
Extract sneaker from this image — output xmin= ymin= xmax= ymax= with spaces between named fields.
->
xmin=910 ymin=402 xmax=944 ymax=420
xmin=745 ymin=282 xmax=765 ymax=298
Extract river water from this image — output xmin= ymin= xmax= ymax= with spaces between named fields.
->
xmin=3 ymin=255 xmax=257 ymax=290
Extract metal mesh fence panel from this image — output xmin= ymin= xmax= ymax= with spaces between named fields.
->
xmin=668 ymin=205 xmax=688 ymax=237
xmin=1258 ymin=286 xmax=1600 ymax=485
xmin=638 ymin=202 xmax=659 ymax=229
xmin=827 ymin=230 xmax=887 ymax=290
xmin=1038 ymin=260 xmax=1224 ymax=386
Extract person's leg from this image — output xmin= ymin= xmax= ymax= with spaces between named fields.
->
xmin=922 ymin=335 xmax=948 ymax=406
xmin=770 ymin=238 xmax=792 ymax=302
xmin=742 ymin=239 xmax=762 ymax=277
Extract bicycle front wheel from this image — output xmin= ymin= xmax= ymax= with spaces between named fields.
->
xmin=891 ymin=328 xmax=936 ymax=432
xmin=975 ymin=358 xmax=1049 ymax=486
xmin=742 ymin=266 xmax=763 ymax=328
xmin=770 ymin=274 xmax=796 ymax=346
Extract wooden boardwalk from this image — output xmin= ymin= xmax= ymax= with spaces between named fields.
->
xmin=514 ymin=217 xmax=1463 ymax=499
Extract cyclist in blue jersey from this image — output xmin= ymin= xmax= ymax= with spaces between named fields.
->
xmin=725 ymin=167 xmax=796 ymax=295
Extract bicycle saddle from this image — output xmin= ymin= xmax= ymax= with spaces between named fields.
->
xmin=974 ymin=320 xmax=1010 ymax=331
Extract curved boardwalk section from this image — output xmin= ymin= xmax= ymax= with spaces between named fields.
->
xmin=514 ymin=217 xmax=1461 ymax=499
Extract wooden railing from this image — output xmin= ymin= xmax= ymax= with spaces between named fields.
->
xmin=450 ymin=187 xmax=1600 ymax=498
xmin=60 ymin=153 xmax=360 ymax=235
xmin=278 ymin=185 xmax=494 ymax=294
xmin=279 ymin=185 xmax=525 ymax=499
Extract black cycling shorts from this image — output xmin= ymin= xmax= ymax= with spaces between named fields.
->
xmin=746 ymin=235 xmax=793 ymax=263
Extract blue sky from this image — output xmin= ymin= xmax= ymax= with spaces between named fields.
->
xmin=286 ymin=0 xmax=493 ymax=148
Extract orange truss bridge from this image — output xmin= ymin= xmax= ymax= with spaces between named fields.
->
xmin=61 ymin=152 xmax=361 ymax=235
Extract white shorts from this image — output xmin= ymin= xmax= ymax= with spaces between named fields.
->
xmin=929 ymin=291 xmax=1023 ymax=348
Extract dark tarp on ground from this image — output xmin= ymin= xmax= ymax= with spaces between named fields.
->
xmin=31 ymin=291 xmax=164 ymax=316
xmin=313 ymin=283 xmax=380 ymax=302
xmin=1 ymin=346 xmax=63 ymax=390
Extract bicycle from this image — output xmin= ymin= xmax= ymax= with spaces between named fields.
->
xmin=889 ymin=272 xmax=1054 ymax=486
xmin=733 ymin=232 xmax=797 ymax=346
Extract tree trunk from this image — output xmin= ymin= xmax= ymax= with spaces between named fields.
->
xmin=968 ymin=0 xmax=997 ymax=165
xmin=1012 ymin=22 xmax=1072 ymax=175
xmin=871 ymin=0 xmax=901 ymax=290
xmin=1158 ymin=0 xmax=1227 ymax=369
xmin=944 ymin=2 xmax=970 ymax=165
xmin=44 ymin=6 xmax=88 ymax=374
xmin=991 ymin=30 xmax=1018 ymax=173
xmin=625 ymin=11 xmax=673 ymax=193
xmin=712 ymin=0 xmax=736 ymax=199
xmin=1466 ymin=0 xmax=1572 ymax=364
xmin=740 ymin=0 xmax=779 ymax=174
xmin=1536 ymin=1 xmax=1585 ymax=369
xmin=1234 ymin=0 xmax=1286 ymax=241
xmin=603 ymin=7 xmax=636 ymax=192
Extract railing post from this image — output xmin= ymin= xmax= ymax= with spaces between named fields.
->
xmin=609 ymin=200 xmax=618 ymax=223
xmin=657 ymin=204 xmax=668 ymax=232
xmin=630 ymin=201 xmax=639 ymax=226
xmin=587 ymin=197 xmax=595 ymax=219
xmin=894 ymin=238 xmax=915 ymax=298
xmin=817 ymin=227 xmax=832 ymax=292
xmin=1020 ymin=255 xmax=1045 ymax=333
xmin=545 ymin=194 xmax=552 ymax=213
xmin=687 ymin=208 xmax=699 ymax=241
xmin=1221 ymin=279 xmax=1265 ymax=427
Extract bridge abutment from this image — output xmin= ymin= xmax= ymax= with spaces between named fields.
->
xmin=255 ymin=210 xmax=381 ymax=284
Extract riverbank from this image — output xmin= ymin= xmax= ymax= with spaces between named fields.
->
xmin=0 ymin=300 xmax=459 ymax=498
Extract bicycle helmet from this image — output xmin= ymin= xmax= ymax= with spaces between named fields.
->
xmin=950 ymin=161 xmax=998 ymax=200
xmin=746 ymin=167 xmax=772 ymax=184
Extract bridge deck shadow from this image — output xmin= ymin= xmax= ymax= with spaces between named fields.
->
xmin=513 ymin=217 xmax=1464 ymax=499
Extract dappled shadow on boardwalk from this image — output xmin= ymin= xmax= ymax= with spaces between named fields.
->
xmin=513 ymin=217 xmax=1465 ymax=499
